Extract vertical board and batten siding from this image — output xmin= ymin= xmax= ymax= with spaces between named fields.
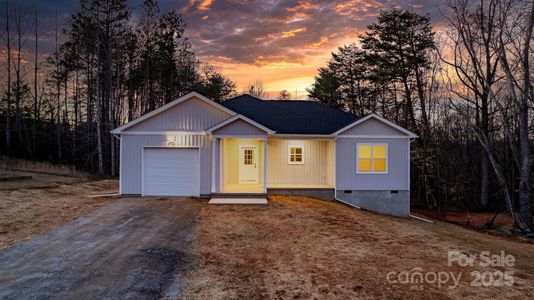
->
xmin=212 ymin=119 xmax=267 ymax=136
xmin=121 ymin=134 xmax=211 ymax=194
xmin=267 ymin=139 xmax=334 ymax=186
xmin=221 ymin=138 xmax=263 ymax=186
xmin=120 ymin=96 xmax=233 ymax=195
xmin=335 ymin=118 xmax=410 ymax=190
xmin=339 ymin=118 xmax=406 ymax=136
xmin=125 ymin=96 xmax=232 ymax=131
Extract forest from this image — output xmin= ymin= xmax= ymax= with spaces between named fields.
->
xmin=0 ymin=0 xmax=533 ymax=231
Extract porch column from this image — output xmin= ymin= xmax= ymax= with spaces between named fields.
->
xmin=263 ymin=137 xmax=267 ymax=193
xmin=211 ymin=137 xmax=217 ymax=193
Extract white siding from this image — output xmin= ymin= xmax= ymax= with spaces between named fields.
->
xmin=125 ymin=96 xmax=231 ymax=132
xmin=267 ymin=139 xmax=334 ymax=187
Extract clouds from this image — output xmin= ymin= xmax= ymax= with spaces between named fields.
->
xmin=167 ymin=0 xmax=441 ymax=93
xmin=14 ymin=0 xmax=443 ymax=95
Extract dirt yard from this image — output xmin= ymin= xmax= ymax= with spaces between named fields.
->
xmin=182 ymin=196 xmax=534 ymax=299
xmin=0 ymin=171 xmax=118 ymax=250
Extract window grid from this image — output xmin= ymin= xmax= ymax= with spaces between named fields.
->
xmin=288 ymin=146 xmax=303 ymax=164
xmin=244 ymin=149 xmax=253 ymax=165
xmin=357 ymin=144 xmax=387 ymax=173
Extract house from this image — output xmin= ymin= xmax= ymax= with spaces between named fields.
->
xmin=111 ymin=92 xmax=417 ymax=216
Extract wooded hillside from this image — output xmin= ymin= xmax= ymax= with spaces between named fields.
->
xmin=0 ymin=0 xmax=533 ymax=231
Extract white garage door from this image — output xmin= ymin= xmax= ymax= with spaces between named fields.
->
xmin=142 ymin=148 xmax=200 ymax=196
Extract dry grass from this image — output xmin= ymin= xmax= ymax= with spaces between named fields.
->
xmin=0 ymin=157 xmax=88 ymax=178
xmin=182 ymin=196 xmax=534 ymax=299
xmin=0 ymin=173 xmax=118 ymax=250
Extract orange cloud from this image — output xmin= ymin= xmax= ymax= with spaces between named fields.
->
xmin=280 ymin=27 xmax=307 ymax=38
xmin=333 ymin=0 xmax=385 ymax=16
xmin=308 ymin=35 xmax=329 ymax=49
xmin=197 ymin=0 xmax=212 ymax=11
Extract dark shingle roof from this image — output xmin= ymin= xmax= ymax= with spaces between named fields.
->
xmin=221 ymin=94 xmax=361 ymax=134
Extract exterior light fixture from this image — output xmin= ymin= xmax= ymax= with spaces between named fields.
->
xmin=166 ymin=135 xmax=177 ymax=146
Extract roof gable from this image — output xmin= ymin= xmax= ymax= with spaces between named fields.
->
xmin=207 ymin=114 xmax=275 ymax=135
xmin=333 ymin=114 xmax=417 ymax=137
xmin=111 ymin=92 xmax=236 ymax=134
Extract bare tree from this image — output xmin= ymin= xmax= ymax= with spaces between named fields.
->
xmin=32 ymin=6 xmax=38 ymax=153
xmin=277 ymin=90 xmax=291 ymax=100
xmin=3 ymin=0 xmax=11 ymax=150
xmin=247 ymin=79 xmax=266 ymax=99
xmin=441 ymin=0 xmax=502 ymax=210
xmin=54 ymin=5 xmax=61 ymax=159
xmin=494 ymin=0 xmax=534 ymax=231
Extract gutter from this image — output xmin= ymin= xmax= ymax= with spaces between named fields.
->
xmin=334 ymin=189 xmax=363 ymax=210
xmin=410 ymin=214 xmax=435 ymax=223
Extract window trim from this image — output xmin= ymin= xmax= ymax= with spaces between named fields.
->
xmin=288 ymin=145 xmax=305 ymax=165
xmin=356 ymin=143 xmax=388 ymax=174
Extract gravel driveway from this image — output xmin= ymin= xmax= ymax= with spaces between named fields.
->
xmin=0 ymin=196 xmax=200 ymax=299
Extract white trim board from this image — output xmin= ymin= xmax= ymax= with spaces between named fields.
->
xmin=356 ymin=143 xmax=389 ymax=175
xmin=206 ymin=114 xmax=275 ymax=134
xmin=333 ymin=113 xmax=418 ymax=138
xmin=212 ymin=134 xmax=267 ymax=139
xmin=120 ymin=131 xmax=207 ymax=136
xmin=111 ymin=92 xmax=237 ymax=134
xmin=336 ymin=135 xmax=412 ymax=139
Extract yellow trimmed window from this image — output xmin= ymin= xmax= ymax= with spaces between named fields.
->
xmin=357 ymin=144 xmax=387 ymax=173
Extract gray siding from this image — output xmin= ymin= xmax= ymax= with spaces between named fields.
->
xmin=125 ymin=96 xmax=232 ymax=132
xmin=213 ymin=119 xmax=267 ymax=136
xmin=120 ymin=134 xmax=212 ymax=195
xmin=335 ymin=137 xmax=410 ymax=190
xmin=336 ymin=190 xmax=410 ymax=216
xmin=339 ymin=118 xmax=407 ymax=136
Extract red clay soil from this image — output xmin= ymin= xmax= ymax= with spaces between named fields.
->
xmin=413 ymin=209 xmax=514 ymax=228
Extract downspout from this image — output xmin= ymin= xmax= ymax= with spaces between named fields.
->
xmin=112 ymin=131 xmax=121 ymax=194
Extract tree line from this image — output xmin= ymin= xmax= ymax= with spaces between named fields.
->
xmin=307 ymin=0 xmax=534 ymax=232
xmin=0 ymin=0 xmax=237 ymax=176
xmin=1 ymin=0 xmax=533 ymax=231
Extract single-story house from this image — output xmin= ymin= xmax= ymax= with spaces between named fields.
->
xmin=111 ymin=92 xmax=417 ymax=216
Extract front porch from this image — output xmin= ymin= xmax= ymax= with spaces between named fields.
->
xmin=211 ymin=137 xmax=268 ymax=195
xmin=207 ymin=114 xmax=335 ymax=199
xmin=210 ymin=136 xmax=336 ymax=197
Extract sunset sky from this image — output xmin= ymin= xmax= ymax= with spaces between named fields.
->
xmin=16 ymin=0 xmax=444 ymax=99
xmin=176 ymin=0 xmax=444 ymax=98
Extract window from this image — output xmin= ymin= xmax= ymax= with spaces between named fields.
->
xmin=243 ymin=149 xmax=254 ymax=165
xmin=288 ymin=145 xmax=304 ymax=164
xmin=357 ymin=144 xmax=387 ymax=173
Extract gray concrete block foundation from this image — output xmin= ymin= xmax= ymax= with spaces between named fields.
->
xmin=335 ymin=190 xmax=410 ymax=216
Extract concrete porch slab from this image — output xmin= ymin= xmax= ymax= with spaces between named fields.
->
xmin=208 ymin=198 xmax=268 ymax=205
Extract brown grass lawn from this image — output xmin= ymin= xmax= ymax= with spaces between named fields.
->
xmin=0 ymin=172 xmax=118 ymax=250
xmin=182 ymin=196 xmax=534 ymax=300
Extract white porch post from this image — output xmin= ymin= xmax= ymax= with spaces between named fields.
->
xmin=211 ymin=137 xmax=217 ymax=193
xmin=263 ymin=137 xmax=267 ymax=193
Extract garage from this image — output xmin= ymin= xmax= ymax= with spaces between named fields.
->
xmin=142 ymin=148 xmax=200 ymax=196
